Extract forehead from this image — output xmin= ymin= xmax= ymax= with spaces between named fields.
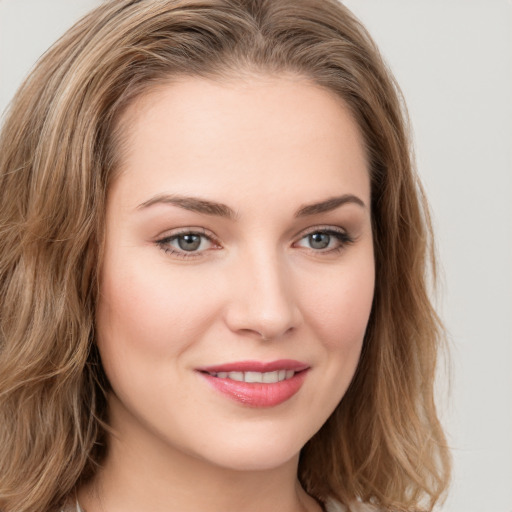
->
xmin=111 ymin=75 xmax=370 ymax=209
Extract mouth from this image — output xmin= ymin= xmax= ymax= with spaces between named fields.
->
xmin=196 ymin=360 xmax=310 ymax=407
xmin=204 ymin=369 xmax=298 ymax=383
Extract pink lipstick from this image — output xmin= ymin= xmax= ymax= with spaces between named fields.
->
xmin=197 ymin=359 xmax=309 ymax=407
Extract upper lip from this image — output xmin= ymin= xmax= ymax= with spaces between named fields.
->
xmin=197 ymin=359 xmax=310 ymax=373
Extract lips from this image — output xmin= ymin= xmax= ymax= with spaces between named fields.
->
xmin=196 ymin=359 xmax=309 ymax=407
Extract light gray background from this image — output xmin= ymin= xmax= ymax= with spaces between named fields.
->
xmin=1 ymin=1 xmax=511 ymax=511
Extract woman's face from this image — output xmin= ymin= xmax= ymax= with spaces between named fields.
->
xmin=96 ymin=75 xmax=374 ymax=472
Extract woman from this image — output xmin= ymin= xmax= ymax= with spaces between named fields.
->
xmin=0 ymin=1 xmax=451 ymax=511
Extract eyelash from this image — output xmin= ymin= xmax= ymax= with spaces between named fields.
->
xmin=293 ymin=226 xmax=355 ymax=254
xmin=155 ymin=228 xmax=219 ymax=259
xmin=155 ymin=226 xmax=354 ymax=260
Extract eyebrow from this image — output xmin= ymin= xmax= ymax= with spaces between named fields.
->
xmin=136 ymin=194 xmax=237 ymax=219
xmin=136 ymin=193 xmax=366 ymax=219
xmin=295 ymin=194 xmax=366 ymax=217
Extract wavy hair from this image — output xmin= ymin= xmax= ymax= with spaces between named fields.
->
xmin=0 ymin=1 xmax=450 ymax=511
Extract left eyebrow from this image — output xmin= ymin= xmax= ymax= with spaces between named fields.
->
xmin=294 ymin=194 xmax=366 ymax=217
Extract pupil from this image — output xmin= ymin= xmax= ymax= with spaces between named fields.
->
xmin=178 ymin=234 xmax=201 ymax=251
xmin=309 ymin=233 xmax=330 ymax=249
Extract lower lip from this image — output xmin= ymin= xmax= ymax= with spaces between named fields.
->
xmin=199 ymin=371 xmax=308 ymax=407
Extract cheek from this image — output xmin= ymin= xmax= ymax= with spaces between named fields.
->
xmin=298 ymin=250 xmax=374 ymax=412
xmin=95 ymin=252 xmax=218 ymax=369
xmin=301 ymin=257 xmax=375 ymax=353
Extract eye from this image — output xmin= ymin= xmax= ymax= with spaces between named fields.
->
xmin=173 ymin=233 xmax=204 ymax=251
xmin=156 ymin=229 xmax=218 ymax=258
xmin=294 ymin=228 xmax=353 ymax=253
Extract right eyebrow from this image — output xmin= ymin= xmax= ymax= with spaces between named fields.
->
xmin=136 ymin=194 xmax=238 ymax=220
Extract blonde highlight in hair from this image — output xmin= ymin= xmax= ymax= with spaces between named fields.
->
xmin=0 ymin=1 xmax=450 ymax=511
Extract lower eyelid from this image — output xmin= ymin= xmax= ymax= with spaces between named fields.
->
xmin=154 ymin=229 xmax=220 ymax=257
xmin=155 ymin=227 xmax=353 ymax=256
xmin=294 ymin=229 xmax=354 ymax=250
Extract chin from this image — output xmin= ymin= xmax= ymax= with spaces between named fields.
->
xmin=189 ymin=425 xmax=313 ymax=473
xmin=204 ymin=447 xmax=301 ymax=473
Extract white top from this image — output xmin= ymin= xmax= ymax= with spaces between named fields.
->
xmin=325 ymin=498 xmax=378 ymax=512
xmin=64 ymin=498 xmax=378 ymax=512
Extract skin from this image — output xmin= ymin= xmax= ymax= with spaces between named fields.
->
xmin=81 ymin=75 xmax=375 ymax=512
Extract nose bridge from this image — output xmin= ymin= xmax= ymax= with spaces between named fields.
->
xmin=225 ymin=244 xmax=301 ymax=340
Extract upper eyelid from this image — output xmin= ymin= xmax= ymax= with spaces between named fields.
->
xmin=293 ymin=225 xmax=348 ymax=239
xmin=292 ymin=226 xmax=355 ymax=252
xmin=155 ymin=227 xmax=217 ymax=242
xmin=154 ymin=228 xmax=221 ymax=257
xmin=154 ymin=224 xmax=349 ymax=242
xmin=155 ymin=230 xmax=219 ymax=260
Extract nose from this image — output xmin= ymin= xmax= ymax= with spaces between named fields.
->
xmin=224 ymin=250 xmax=303 ymax=341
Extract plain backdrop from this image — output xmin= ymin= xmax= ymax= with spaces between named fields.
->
xmin=0 ymin=1 xmax=511 ymax=511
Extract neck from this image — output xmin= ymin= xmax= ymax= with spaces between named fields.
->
xmin=78 ymin=400 xmax=322 ymax=512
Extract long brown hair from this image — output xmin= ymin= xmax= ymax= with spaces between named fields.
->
xmin=0 ymin=1 xmax=450 ymax=511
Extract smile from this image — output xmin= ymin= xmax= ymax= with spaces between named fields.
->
xmin=206 ymin=370 xmax=296 ymax=383
xmin=197 ymin=360 xmax=310 ymax=407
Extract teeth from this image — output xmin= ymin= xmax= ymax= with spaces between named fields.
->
xmin=227 ymin=371 xmax=244 ymax=382
xmin=245 ymin=371 xmax=262 ymax=383
xmin=211 ymin=370 xmax=296 ymax=383
xmin=262 ymin=371 xmax=279 ymax=383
